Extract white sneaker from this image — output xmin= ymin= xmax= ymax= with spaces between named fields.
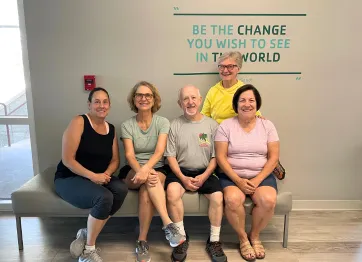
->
xmin=70 ymin=228 xmax=87 ymax=258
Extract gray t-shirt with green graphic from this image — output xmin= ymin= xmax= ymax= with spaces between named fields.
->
xmin=120 ymin=114 xmax=170 ymax=168
xmin=165 ymin=115 xmax=219 ymax=170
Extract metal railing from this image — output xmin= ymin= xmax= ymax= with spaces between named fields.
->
xmin=0 ymin=100 xmax=27 ymax=147
xmin=0 ymin=103 xmax=11 ymax=147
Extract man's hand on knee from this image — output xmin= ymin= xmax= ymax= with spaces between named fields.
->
xmin=181 ymin=176 xmax=199 ymax=191
xmin=192 ymin=174 xmax=207 ymax=188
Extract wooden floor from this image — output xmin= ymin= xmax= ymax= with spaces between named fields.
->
xmin=0 ymin=211 xmax=361 ymax=261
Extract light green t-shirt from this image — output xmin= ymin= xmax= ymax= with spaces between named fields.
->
xmin=165 ymin=115 xmax=219 ymax=170
xmin=120 ymin=114 xmax=170 ymax=168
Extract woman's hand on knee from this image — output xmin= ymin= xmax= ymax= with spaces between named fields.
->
xmin=131 ymin=165 xmax=150 ymax=184
xmin=146 ymin=169 xmax=159 ymax=187
xmin=236 ymin=178 xmax=256 ymax=195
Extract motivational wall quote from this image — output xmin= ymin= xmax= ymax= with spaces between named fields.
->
xmin=187 ymin=24 xmax=291 ymax=63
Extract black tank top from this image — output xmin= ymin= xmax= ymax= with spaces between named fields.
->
xmin=55 ymin=114 xmax=115 ymax=180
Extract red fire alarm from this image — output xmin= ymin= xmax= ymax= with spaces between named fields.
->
xmin=84 ymin=75 xmax=96 ymax=91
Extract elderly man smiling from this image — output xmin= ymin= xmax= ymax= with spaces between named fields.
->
xmin=164 ymin=85 xmax=227 ymax=262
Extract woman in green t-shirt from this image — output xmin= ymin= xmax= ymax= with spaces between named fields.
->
xmin=118 ymin=81 xmax=185 ymax=262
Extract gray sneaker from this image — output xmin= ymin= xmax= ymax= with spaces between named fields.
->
xmin=162 ymin=223 xmax=186 ymax=247
xmin=79 ymin=248 xmax=103 ymax=262
xmin=135 ymin=240 xmax=151 ymax=262
xmin=70 ymin=228 xmax=87 ymax=258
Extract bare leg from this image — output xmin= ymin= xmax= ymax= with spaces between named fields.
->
xmin=166 ymin=182 xmax=186 ymax=222
xmin=205 ymin=192 xmax=223 ymax=227
xmin=124 ymin=170 xmax=154 ymax=241
xmin=87 ymin=215 xmax=109 ymax=246
xmin=138 ymin=184 xmax=154 ymax=240
xmin=223 ymin=186 xmax=248 ymax=242
xmin=146 ymin=172 xmax=173 ymax=226
xmin=224 ymin=186 xmax=255 ymax=260
xmin=249 ymin=186 xmax=277 ymax=258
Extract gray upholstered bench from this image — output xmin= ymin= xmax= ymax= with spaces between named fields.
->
xmin=11 ymin=166 xmax=292 ymax=250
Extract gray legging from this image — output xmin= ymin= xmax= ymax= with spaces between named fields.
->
xmin=55 ymin=176 xmax=128 ymax=219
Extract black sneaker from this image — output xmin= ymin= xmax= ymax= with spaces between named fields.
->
xmin=171 ymin=234 xmax=189 ymax=262
xmin=206 ymin=238 xmax=227 ymax=262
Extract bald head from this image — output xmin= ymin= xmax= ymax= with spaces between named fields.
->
xmin=178 ymin=84 xmax=203 ymax=118
xmin=178 ymin=85 xmax=201 ymax=101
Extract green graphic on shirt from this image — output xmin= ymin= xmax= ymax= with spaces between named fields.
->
xmin=199 ymin=133 xmax=210 ymax=147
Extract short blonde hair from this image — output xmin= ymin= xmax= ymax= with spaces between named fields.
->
xmin=127 ymin=81 xmax=162 ymax=113
xmin=218 ymin=51 xmax=243 ymax=69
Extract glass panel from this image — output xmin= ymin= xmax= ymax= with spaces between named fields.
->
xmin=0 ymin=125 xmax=33 ymax=199
xmin=0 ymin=1 xmax=27 ymax=116
xmin=0 ymin=1 xmax=19 ymax=25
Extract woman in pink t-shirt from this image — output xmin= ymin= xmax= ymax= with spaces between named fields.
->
xmin=215 ymin=84 xmax=280 ymax=261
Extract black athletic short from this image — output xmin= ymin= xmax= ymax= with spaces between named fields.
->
xmin=165 ymin=167 xmax=222 ymax=194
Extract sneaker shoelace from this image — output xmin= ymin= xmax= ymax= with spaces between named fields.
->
xmin=166 ymin=223 xmax=179 ymax=237
xmin=209 ymin=242 xmax=224 ymax=257
xmin=137 ymin=241 xmax=149 ymax=255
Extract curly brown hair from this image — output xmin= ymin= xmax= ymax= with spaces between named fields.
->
xmin=127 ymin=81 xmax=162 ymax=113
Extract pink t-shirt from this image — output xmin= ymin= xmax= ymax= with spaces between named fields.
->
xmin=215 ymin=117 xmax=279 ymax=179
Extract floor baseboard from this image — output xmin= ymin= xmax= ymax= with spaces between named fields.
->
xmin=292 ymin=200 xmax=362 ymax=210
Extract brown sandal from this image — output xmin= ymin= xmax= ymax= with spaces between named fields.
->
xmin=239 ymin=241 xmax=256 ymax=261
xmin=249 ymin=239 xmax=265 ymax=259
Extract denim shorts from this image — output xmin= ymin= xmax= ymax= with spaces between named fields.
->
xmin=217 ymin=172 xmax=278 ymax=193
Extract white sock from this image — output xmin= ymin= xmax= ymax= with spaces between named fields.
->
xmin=210 ymin=225 xmax=221 ymax=242
xmin=85 ymin=245 xmax=95 ymax=252
xmin=175 ymin=221 xmax=186 ymax=236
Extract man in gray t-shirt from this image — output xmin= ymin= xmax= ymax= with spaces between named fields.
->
xmin=164 ymin=85 xmax=227 ymax=262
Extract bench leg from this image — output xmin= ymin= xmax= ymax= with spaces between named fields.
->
xmin=282 ymin=213 xmax=289 ymax=248
xmin=16 ymin=216 xmax=24 ymax=250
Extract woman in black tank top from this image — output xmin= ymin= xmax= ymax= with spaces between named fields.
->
xmin=54 ymin=88 xmax=128 ymax=262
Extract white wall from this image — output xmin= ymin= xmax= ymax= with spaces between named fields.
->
xmin=21 ymin=0 xmax=362 ymax=201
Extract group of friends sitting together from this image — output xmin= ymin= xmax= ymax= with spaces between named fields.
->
xmin=54 ymin=51 xmax=281 ymax=262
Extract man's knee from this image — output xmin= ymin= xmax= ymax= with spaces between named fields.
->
xmin=208 ymin=191 xmax=223 ymax=207
xmin=166 ymin=183 xmax=183 ymax=203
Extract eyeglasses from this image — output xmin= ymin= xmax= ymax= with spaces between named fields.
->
xmin=134 ymin=93 xmax=154 ymax=100
xmin=218 ymin=64 xmax=238 ymax=71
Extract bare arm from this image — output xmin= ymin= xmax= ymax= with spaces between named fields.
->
xmin=123 ymin=138 xmax=142 ymax=172
xmin=215 ymin=141 xmax=240 ymax=183
xmin=253 ymin=141 xmax=279 ymax=183
xmin=167 ymin=156 xmax=185 ymax=180
xmin=104 ymin=131 xmax=120 ymax=176
xmin=202 ymin=157 xmax=217 ymax=178
xmin=61 ymin=116 xmax=95 ymax=180
xmin=145 ymin=133 xmax=168 ymax=169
